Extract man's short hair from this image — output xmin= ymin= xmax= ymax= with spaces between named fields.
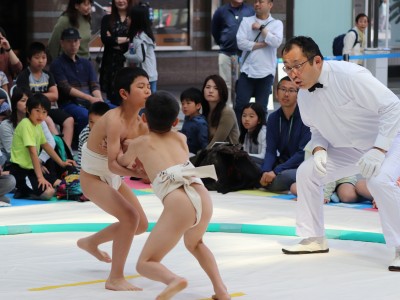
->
xmin=282 ymin=36 xmax=324 ymax=62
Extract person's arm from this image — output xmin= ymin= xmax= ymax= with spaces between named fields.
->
xmin=236 ymin=18 xmax=255 ymax=52
xmin=124 ymin=36 xmax=145 ymax=64
xmin=261 ymin=116 xmax=278 ymax=172
xmin=211 ymin=8 xmax=222 ymax=45
xmin=273 ymin=121 xmax=311 ymax=174
xmin=250 ymin=125 xmax=267 ymax=160
xmin=206 ymin=108 xmax=238 ymax=149
xmin=198 ymin=119 xmax=209 ymax=150
xmin=1 ymin=36 xmax=23 ymax=74
xmin=342 ymin=30 xmax=357 ymax=55
xmin=261 ymin=19 xmax=283 ymax=48
xmin=117 ymin=140 xmax=138 ymax=167
xmin=27 ymin=145 xmax=52 ymax=191
xmin=43 ymin=85 xmax=58 ymax=103
xmin=38 ymin=121 xmax=55 ymax=163
xmin=41 ymin=142 xmax=75 ymax=168
xmin=0 ymin=121 xmax=13 ymax=156
xmin=323 ymin=181 xmax=337 ymax=202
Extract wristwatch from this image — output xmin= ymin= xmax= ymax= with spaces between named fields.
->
xmin=5 ymin=48 xmax=11 ymax=52
xmin=259 ymin=24 xmax=267 ymax=31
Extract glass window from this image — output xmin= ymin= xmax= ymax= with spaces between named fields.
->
xmin=90 ymin=0 xmax=192 ymax=51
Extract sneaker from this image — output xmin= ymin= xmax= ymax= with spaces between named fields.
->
xmin=0 ymin=201 xmax=11 ymax=207
xmin=389 ymin=255 xmax=400 ymax=272
xmin=282 ymin=237 xmax=329 ymax=254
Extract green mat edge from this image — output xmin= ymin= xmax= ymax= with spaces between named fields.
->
xmin=0 ymin=223 xmax=385 ymax=244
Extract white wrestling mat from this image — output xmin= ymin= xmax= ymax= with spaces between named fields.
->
xmin=0 ymin=191 xmax=398 ymax=300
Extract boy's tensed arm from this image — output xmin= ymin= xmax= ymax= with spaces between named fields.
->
xmin=117 ymin=141 xmax=137 ymax=167
xmin=41 ymin=143 xmax=76 ymax=168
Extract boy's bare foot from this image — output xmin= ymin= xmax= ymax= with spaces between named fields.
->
xmin=77 ymin=238 xmax=112 ymax=263
xmin=212 ymin=286 xmax=231 ymax=300
xmin=156 ymin=277 xmax=188 ymax=300
xmin=105 ymin=277 xmax=142 ymax=291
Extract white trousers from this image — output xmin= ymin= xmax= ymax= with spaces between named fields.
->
xmin=296 ymin=134 xmax=400 ymax=247
xmin=218 ymin=53 xmax=239 ymax=106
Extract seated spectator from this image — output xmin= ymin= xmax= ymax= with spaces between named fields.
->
xmin=0 ymin=27 xmax=23 ymax=90
xmin=179 ymin=87 xmax=208 ymax=156
xmin=239 ymin=102 xmax=266 ymax=169
xmin=0 ymin=87 xmax=11 ymax=122
xmin=201 ymin=74 xmax=239 ymax=149
xmin=50 ymin=28 xmax=105 ymax=148
xmin=9 ymin=94 xmax=75 ymax=199
xmin=0 ymin=70 xmax=9 ymax=93
xmin=323 ymin=176 xmax=358 ymax=203
xmin=259 ymin=76 xmax=311 ymax=192
xmin=77 ymin=101 xmax=110 ymax=171
xmin=0 ymin=162 xmax=15 ymax=206
xmin=355 ymin=178 xmax=377 ymax=208
xmin=16 ymin=41 xmax=74 ymax=149
xmin=0 ymin=87 xmax=57 ymax=173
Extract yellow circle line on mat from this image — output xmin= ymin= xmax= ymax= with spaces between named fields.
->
xmin=29 ymin=274 xmax=141 ymax=291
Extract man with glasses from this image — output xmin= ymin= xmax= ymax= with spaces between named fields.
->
xmin=259 ymin=76 xmax=310 ymax=192
xmin=281 ymin=36 xmax=400 ymax=272
xmin=234 ymin=0 xmax=283 ymax=122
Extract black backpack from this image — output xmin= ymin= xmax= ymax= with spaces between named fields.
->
xmin=332 ymin=29 xmax=358 ymax=56
xmin=193 ymin=144 xmax=262 ymax=194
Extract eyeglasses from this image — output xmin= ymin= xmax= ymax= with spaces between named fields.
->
xmin=277 ymin=88 xmax=298 ymax=94
xmin=282 ymin=56 xmax=315 ymax=74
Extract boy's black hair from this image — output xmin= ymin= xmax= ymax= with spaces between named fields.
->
xmin=145 ymin=91 xmax=179 ymax=133
xmin=88 ymin=101 xmax=110 ymax=116
xmin=238 ymin=102 xmax=266 ymax=145
xmin=180 ymin=87 xmax=203 ymax=104
xmin=27 ymin=41 xmax=47 ymax=59
xmin=26 ymin=93 xmax=51 ymax=115
xmin=113 ymin=67 xmax=149 ymax=103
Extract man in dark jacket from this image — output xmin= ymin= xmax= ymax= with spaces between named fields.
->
xmin=211 ymin=0 xmax=254 ymax=106
xmin=259 ymin=76 xmax=311 ymax=192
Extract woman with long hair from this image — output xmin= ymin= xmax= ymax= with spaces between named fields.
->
xmin=99 ymin=0 xmax=132 ymax=102
xmin=125 ymin=4 xmax=158 ymax=92
xmin=48 ymin=0 xmax=93 ymax=60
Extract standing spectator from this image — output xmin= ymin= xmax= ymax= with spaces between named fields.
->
xmin=234 ymin=0 xmax=283 ymax=122
xmin=16 ymin=42 xmax=74 ymax=150
xmin=211 ymin=0 xmax=254 ymax=106
xmin=50 ymin=28 xmax=104 ymax=147
xmin=259 ymin=76 xmax=310 ymax=192
xmin=0 ymin=27 xmax=22 ymax=90
xmin=179 ymin=87 xmax=208 ymax=156
xmin=280 ymin=36 xmax=400 ymax=272
xmin=239 ymin=102 xmax=266 ymax=169
xmin=125 ymin=4 xmax=158 ymax=93
xmin=100 ymin=0 xmax=132 ymax=102
xmin=48 ymin=0 xmax=93 ymax=60
xmin=201 ymin=74 xmax=239 ymax=149
xmin=343 ymin=13 xmax=368 ymax=65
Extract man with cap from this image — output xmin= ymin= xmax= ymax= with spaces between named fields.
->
xmin=50 ymin=27 xmax=104 ymax=148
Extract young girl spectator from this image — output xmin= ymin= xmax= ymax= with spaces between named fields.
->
xmin=239 ymin=102 xmax=266 ymax=168
xmin=201 ymin=74 xmax=239 ymax=149
xmin=9 ymin=93 xmax=75 ymax=199
xmin=0 ymin=27 xmax=23 ymax=90
xmin=180 ymin=87 xmax=208 ymax=156
xmin=125 ymin=4 xmax=158 ymax=93
xmin=48 ymin=0 xmax=93 ymax=60
xmin=100 ymin=0 xmax=132 ymax=102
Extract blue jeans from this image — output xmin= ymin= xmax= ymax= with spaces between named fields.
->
xmin=234 ymin=73 xmax=274 ymax=123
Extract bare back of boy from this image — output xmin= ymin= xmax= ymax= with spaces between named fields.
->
xmin=121 ymin=131 xmax=230 ymax=299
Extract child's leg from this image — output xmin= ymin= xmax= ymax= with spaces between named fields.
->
xmin=183 ymin=184 xmax=230 ymax=300
xmin=78 ymin=170 xmax=141 ymax=291
xmin=136 ymin=188 xmax=195 ymax=299
xmin=77 ymin=181 xmax=148 ymax=253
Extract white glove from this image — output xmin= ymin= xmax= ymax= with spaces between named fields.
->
xmin=313 ymin=150 xmax=327 ymax=176
xmin=357 ymin=149 xmax=385 ymax=178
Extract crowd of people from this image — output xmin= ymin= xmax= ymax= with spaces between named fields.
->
xmin=0 ymin=0 xmax=399 ymax=298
